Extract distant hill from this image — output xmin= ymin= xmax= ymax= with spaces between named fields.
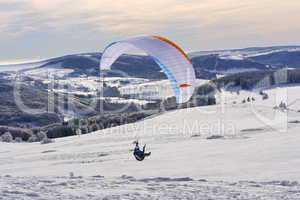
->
xmin=1 ymin=45 xmax=300 ymax=130
xmin=1 ymin=45 xmax=300 ymax=80
xmin=190 ymin=46 xmax=300 ymax=78
xmin=249 ymin=51 xmax=300 ymax=68
xmin=21 ymin=53 xmax=166 ymax=80
xmin=190 ymin=54 xmax=269 ymax=77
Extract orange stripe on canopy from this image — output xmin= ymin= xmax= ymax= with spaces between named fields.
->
xmin=180 ymin=83 xmax=192 ymax=88
xmin=152 ymin=36 xmax=192 ymax=64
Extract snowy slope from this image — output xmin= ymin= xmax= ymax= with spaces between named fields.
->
xmin=2 ymin=103 xmax=300 ymax=179
xmin=218 ymin=84 xmax=300 ymax=111
xmin=1 ymin=175 xmax=300 ymax=200
xmin=2 ymin=85 xmax=300 ymax=199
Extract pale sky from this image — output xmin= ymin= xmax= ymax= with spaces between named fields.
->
xmin=1 ymin=0 xmax=300 ymax=63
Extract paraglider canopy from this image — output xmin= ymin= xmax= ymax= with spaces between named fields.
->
xmin=100 ymin=36 xmax=196 ymax=103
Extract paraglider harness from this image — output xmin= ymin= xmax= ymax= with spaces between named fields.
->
xmin=133 ymin=141 xmax=151 ymax=161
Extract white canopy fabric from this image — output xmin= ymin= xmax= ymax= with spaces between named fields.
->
xmin=100 ymin=36 xmax=196 ymax=103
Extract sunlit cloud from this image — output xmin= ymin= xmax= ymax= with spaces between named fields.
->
xmin=0 ymin=0 xmax=300 ymax=61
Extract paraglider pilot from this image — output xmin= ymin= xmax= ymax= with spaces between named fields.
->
xmin=133 ymin=141 xmax=151 ymax=161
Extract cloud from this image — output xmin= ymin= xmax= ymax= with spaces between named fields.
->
xmin=0 ymin=0 xmax=252 ymax=36
xmin=2 ymin=0 xmax=300 ymax=37
xmin=0 ymin=0 xmax=299 ymax=61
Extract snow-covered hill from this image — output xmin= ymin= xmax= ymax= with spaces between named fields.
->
xmin=190 ymin=46 xmax=300 ymax=59
xmin=2 ymin=84 xmax=300 ymax=198
xmin=2 ymin=45 xmax=300 ymax=79
xmin=2 ymin=46 xmax=300 ymax=199
xmin=2 ymin=103 xmax=300 ymax=179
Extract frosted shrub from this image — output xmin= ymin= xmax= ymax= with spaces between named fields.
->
xmin=36 ymin=131 xmax=54 ymax=144
xmin=37 ymin=131 xmax=47 ymax=141
xmin=40 ymin=137 xmax=54 ymax=145
xmin=14 ymin=137 xmax=23 ymax=143
xmin=81 ymin=127 xmax=89 ymax=135
xmin=28 ymin=134 xmax=38 ymax=143
xmin=1 ymin=132 xmax=13 ymax=143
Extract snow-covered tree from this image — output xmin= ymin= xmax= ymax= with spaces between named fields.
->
xmin=80 ymin=127 xmax=89 ymax=135
xmin=76 ymin=128 xmax=82 ymax=137
xmin=14 ymin=137 xmax=23 ymax=143
xmin=40 ymin=137 xmax=54 ymax=144
xmin=36 ymin=131 xmax=54 ymax=144
xmin=37 ymin=131 xmax=47 ymax=141
xmin=1 ymin=132 xmax=13 ymax=143
xmin=28 ymin=134 xmax=38 ymax=143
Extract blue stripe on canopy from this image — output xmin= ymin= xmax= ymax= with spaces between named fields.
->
xmin=152 ymin=57 xmax=180 ymax=103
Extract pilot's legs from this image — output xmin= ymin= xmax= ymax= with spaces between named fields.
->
xmin=142 ymin=145 xmax=146 ymax=153
xmin=144 ymin=152 xmax=151 ymax=157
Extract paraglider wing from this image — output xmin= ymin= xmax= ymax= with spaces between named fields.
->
xmin=100 ymin=36 xmax=196 ymax=103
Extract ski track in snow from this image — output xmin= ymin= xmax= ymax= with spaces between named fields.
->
xmin=1 ymin=175 xmax=300 ymax=200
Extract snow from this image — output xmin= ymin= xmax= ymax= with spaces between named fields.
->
xmin=23 ymin=63 xmax=74 ymax=79
xmin=219 ymin=54 xmax=245 ymax=60
xmin=218 ymin=84 xmax=300 ymax=112
xmin=120 ymin=79 xmax=208 ymax=100
xmin=213 ymin=68 xmax=260 ymax=75
xmin=190 ymin=46 xmax=300 ymax=60
xmin=246 ymin=47 xmax=300 ymax=58
xmin=0 ymin=60 xmax=47 ymax=72
xmin=2 ymin=83 xmax=300 ymax=198
xmin=1 ymin=175 xmax=300 ymax=200
xmin=106 ymin=97 xmax=155 ymax=105
xmin=120 ymin=80 xmax=174 ymax=100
